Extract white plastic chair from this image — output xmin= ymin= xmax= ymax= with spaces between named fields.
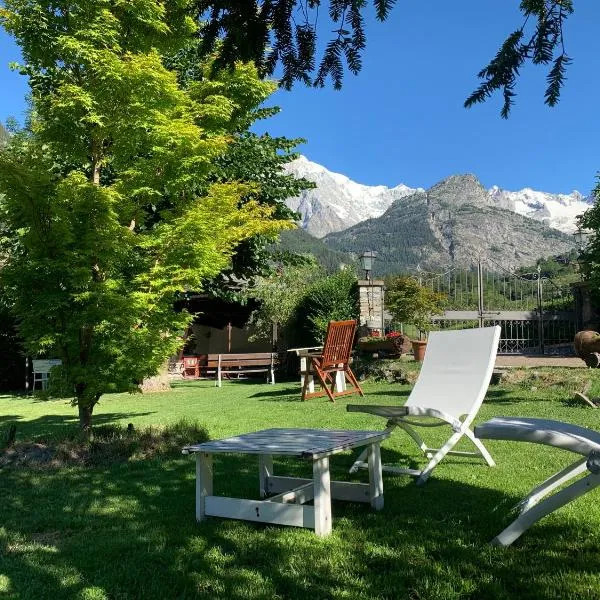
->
xmin=31 ymin=359 xmax=62 ymax=391
xmin=348 ymin=326 xmax=501 ymax=485
xmin=475 ymin=417 xmax=600 ymax=546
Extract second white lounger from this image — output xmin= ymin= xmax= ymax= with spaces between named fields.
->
xmin=475 ymin=417 xmax=600 ymax=546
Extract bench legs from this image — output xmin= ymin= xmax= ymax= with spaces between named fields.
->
xmin=313 ymin=456 xmax=332 ymax=536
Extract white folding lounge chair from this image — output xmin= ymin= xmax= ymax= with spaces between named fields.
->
xmin=475 ymin=417 xmax=600 ymax=546
xmin=348 ymin=325 xmax=501 ymax=486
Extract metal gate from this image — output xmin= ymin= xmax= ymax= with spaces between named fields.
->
xmin=418 ymin=258 xmax=577 ymax=355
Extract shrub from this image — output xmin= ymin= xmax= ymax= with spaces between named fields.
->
xmin=294 ymin=268 xmax=359 ymax=344
xmin=0 ymin=418 xmax=209 ymax=468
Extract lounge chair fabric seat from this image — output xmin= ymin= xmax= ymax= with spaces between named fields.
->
xmin=475 ymin=417 xmax=600 ymax=456
xmin=348 ymin=325 xmax=501 ymax=485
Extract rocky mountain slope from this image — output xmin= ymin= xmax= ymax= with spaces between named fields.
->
xmin=285 ymin=156 xmax=592 ymax=237
xmin=321 ymin=174 xmax=575 ymax=274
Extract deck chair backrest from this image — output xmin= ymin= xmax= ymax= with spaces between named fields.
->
xmin=320 ymin=320 xmax=357 ymax=369
xmin=405 ymin=326 xmax=501 ymax=420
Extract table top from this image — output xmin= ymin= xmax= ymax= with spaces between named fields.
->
xmin=182 ymin=428 xmax=389 ymax=459
xmin=287 ymin=346 xmax=323 ymax=356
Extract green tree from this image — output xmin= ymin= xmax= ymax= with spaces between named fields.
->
xmin=164 ymin=49 xmax=314 ymax=289
xmin=245 ymin=259 xmax=323 ymax=345
xmin=385 ymin=276 xmax=447 ymax=339
xmin=0 ymin=0 xmax=290 ymax=431
xmin=0 ymin=123 xmax=9 ymax=146
xmin=578 ymin=187 xmax=600 ymax=296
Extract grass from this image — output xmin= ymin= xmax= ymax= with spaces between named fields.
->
xmin=2 ymin=369 xmax=600 ymax=599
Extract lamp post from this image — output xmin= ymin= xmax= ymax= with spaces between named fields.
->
xmin=360 ymin=250 xmax=377 ymax=281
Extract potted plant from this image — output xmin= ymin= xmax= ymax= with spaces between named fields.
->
xmin=385 ymin=276 xmax=447 ymax=361
xmin=357 ymin=331 xmax=408 ymax=357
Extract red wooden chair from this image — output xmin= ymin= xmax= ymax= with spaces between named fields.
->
xmin=182 ymin=356 xmax=201 ymax=378
xmin=301 ymin=320 xmax=365 ymax=402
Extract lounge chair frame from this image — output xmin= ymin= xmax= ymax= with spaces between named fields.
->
xmin=475 ymin=417 xmax=600 ymax=546
xmin=348 ymin=326 xmax=501 ymax=485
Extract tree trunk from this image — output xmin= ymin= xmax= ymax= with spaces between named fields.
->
xmin=78 ymin=402 xmax=94 ymax=433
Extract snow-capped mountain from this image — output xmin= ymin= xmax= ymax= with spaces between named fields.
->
xmin=284 ymin=155 xmax=423 ymax=238
xmin=488 ymin=186 xmax=592 ymax=233
xmin=285 ymin=156 xmax=594 ymax=237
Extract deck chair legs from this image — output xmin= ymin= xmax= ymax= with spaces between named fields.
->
xmin=301 ymin=364 xmax=364 ymax=402
xmin=492 ymin=458 xmax=600 ymax=547
xmin=514 ymin=457 xmax=588 ymax=514
xmin=462 ymin=428 xmax=496 ymax=467
xmin=349 ymin=421 xmax=495 ymax=485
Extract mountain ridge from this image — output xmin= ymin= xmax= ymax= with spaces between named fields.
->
xmin=284 ymin=156 xmax=593 ymax=238
xmin=319 ymin=173 xmax=575 ymax=274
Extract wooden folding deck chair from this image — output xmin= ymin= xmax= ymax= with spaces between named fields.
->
xmin=347 ymin=326 xmax=501 ymax=485
xmin=301 ymin=319 xmax=364 ymax=403
xmin=475 ymin=417 xmax=600 ymax=546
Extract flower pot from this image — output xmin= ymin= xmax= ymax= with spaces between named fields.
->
xmin=411 ymin=339 xmax=427 ymax=362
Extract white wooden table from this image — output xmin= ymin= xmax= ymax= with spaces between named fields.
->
xmin=182 ymin=428 xmax=389 ymax=536
xmin=287 ymin=347 xmax=347 ymax=394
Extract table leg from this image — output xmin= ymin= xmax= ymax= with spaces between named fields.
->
xmin=367 ymin=443 xmax=384 ymax=510
xmin=300 ymin=356 xmax=316 ymax=394
xmin=313 ymin=456 xmax=332 ymax=536
xmin=259 ymin=454 xmax=273 ymax=498
xmin=335 ymin=368 xmax=346 ymax=392
xmin=196 ymin=453 xmax=213 ymax=522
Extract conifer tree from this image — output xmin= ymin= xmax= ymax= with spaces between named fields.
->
xmin=195 ymin=0 xmax=574 ymax=113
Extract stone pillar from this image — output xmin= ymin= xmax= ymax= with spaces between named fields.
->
xmin=358 ymin=280 xmax=385 ymax=334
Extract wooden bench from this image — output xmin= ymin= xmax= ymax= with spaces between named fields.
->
xmin=214 ymin=353 xmax=277 ymax=387
xmin=181 ymin=353 xmax=278 ymax=386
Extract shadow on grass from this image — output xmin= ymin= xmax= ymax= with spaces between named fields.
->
xmin=0 ymin=415 xmax=23 ymax=426
xmin=361 ymin=389 xmax=411 ymax=399
xmin=173 ymin=379 xmax=282 ymax=390
xmin=2 ymin=445 xmax=600 ymax=599
xmin=483 ymin=389 xmax=518 ymax=404
xmin=250 ymin=387 xmax=299 ymax=401
xmin=1 ymin=411 xmax=156 ymax=441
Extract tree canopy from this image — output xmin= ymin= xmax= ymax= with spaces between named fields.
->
xmin=0 ymin=0 xmax=294 ymax=430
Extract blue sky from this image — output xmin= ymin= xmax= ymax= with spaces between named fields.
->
xmin=1 ymin=1 xmax=599 ymax=194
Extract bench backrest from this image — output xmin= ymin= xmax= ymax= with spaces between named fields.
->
xmin=206 ymin=354 xmax=220 ymax=367
xmin=218 ymin=353 xmax=276 ymax=367
xmin=32 ymin=359 xmax=62 ymax=374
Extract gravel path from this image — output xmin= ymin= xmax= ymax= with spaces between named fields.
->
xmin=495 ymin=355 xmax=584 ymax=368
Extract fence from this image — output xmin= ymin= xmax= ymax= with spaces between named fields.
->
xmin=417 ymin=259 xmax=577 ymax=355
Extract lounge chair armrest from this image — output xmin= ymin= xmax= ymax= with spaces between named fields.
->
xmin=347 ymin=405 xmax=409 ymax=418
xmin=404 ymin=406 xmax=463 ymax=431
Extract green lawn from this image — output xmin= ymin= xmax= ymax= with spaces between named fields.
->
xmin=2 ymin=372 xmax=600 ymax=599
